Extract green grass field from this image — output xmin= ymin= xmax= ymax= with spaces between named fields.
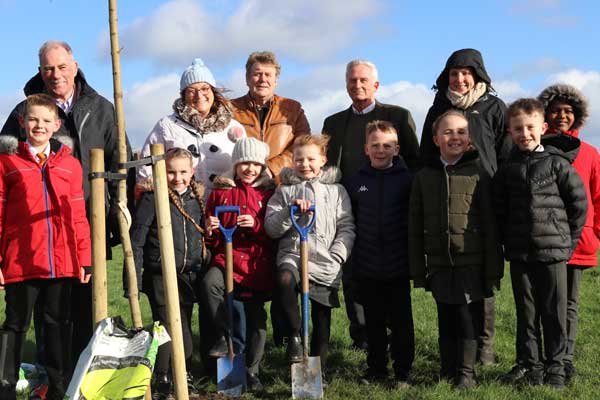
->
xmin=3 ymin=247 xmax=600 ymax=399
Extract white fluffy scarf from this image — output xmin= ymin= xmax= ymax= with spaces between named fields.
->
xmin=446 ymin=82 xmax=487 ymax=109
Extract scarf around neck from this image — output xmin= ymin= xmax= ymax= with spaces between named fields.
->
xmin=446 ymin=81 xmax=487 ymax=110
xmin=173 ymin=97 xmax=232 ymax=133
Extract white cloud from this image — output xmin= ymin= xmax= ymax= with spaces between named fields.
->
xmin=494 ymin=80 xmax=528 ymax=101
xmin=0 ymin=91 xmax=25 ymax=129
xmin=546 ymin=69 xmax=600 ymax=148
xmin=97 ymin=0 xmax=383 ymax=66
xmin=123 ymin=73 xmax=180 ymax=148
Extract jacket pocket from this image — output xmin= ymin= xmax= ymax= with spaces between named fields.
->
xmin=550 ymin=210 xmax=568 ymax=242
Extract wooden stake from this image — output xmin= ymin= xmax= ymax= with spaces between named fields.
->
xmin=90 ymin=149 xmax=107 ymax=325
xmin=151 ymin=143 xmax=189 ymax=400
xmin=107 ymin=0 xmax=143 ymax=329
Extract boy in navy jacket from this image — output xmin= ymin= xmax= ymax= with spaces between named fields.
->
xmin=343 ymin=120 xmax=414 ymax=388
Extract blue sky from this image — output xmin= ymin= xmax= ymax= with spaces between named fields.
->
xmin=1 ymin=0 xmax=599 ymax=149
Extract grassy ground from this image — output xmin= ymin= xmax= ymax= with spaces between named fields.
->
xmin=3 ymin=247 xmax=600 ymax=399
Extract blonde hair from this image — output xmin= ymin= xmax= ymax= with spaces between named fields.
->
xmin=24 ymin=94 xmax=59 ymax=118
xmin=292 ymin=134 xmax=330 ymax=156
xmin=166 ymin=147 xmax=194 ymax=165
xmin=432 ymin=110 xmax=468 ymax=136
xmin=365 ymin=120 xmax=398 ymax=142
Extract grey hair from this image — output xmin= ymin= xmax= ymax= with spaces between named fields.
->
xmin=38 ymin=40 xmax=74 ymax=65
xmin=345 ymin=60 xmax=378 ymax=81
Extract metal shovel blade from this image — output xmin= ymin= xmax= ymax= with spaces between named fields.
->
xmin=291 ymin=356 xmax=324 ymax=399
xmin=217 ymin=352 xmax=246 ymax=396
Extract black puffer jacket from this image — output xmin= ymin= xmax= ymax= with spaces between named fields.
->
xmin=493 ymin=135 xmax=587 ymax=263
xmin=420 ymin=48 xmax=512 ymax=176
xmin=131 ymin=188 xmax=207 ymax=281
xmin=343 ymin=158 xmax=412 ymax=280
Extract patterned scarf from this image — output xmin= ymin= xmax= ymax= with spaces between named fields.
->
xmin=446 ymin=82 xmax=488 ymax=110
xmin=173 ymin=97 xmax=232 ymax=133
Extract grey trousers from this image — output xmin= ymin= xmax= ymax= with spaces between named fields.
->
xmin=510 ymin=261 xmax=567 ymax=377
xmin=200 ymin=266 xmax=267 ymax=375
xmin=565 ymin=266 xmax=584 ymax=364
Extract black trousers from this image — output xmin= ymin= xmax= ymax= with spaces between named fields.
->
xmin=511 ymin=261 xmax=567 ymax=377
xmin=342 ymin=261 xmax=366 ymax=347
xmin=437 ymin=301 xmax=478 ymax=342
xmin=33 ymin=281 xmax=93 ymax=373
xmin=1 ymin=278 xmax=74 ymax=400
xmin=359 ymin=277 xmax=414 ymax=378
xmin=148 ymin=302 xmax=194 ymax=375
xmin=144 ymin=274 xmax=195 ymax=375
xmin=277 ymin=270 xmax=332 ymax=367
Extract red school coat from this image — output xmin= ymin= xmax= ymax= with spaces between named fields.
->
xmin=0 ymin=139 xmax=91 ymax=283
xmin=562 ymin=130 xmax=600 ymax=267
xmin=205 ymin=174 xmax=276 ymax=292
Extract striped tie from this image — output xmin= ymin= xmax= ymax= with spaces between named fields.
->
xmin=37 ymin=152 xmax=47 ymax=166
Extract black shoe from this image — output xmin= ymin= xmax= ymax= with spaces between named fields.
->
xmin=152 ymin=373 xmax=174 ymax=400
xmin=565 ymin=362 xmax=577 ymax=382
xmin=501 ymin=364 xmax=529 ymax=384
xmin=394 ymin=372 xmax=412 ymax=389
xmin=545 ymin=373 xmax=565 ymax=390
xmin=359 ymin=369 xmax=387 ymax=385
xmin=351 ymin=341 xmax=369 ymax=351
xmin=208 ymin=336 xmax=228 ymax=358
xmin=321 ymin=371 xmax=328 ymax=389
xmin=187 ymin=372 xmax=199 ymax=396
xmin=455 ymin=374 xmax=476 ymax=390
xmin=247 ymin=373 xmax=264 ymax=393
xmin=287 ymin=336 xmax=303 ymax=363
xmin=521 ymin=369 xmax=543 ymax=386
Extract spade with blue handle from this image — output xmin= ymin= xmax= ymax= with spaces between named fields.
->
xmin=215 ymin=206 xmax=247 ymax=395
xmin=290 ymin=204 xmax=323 ymax=399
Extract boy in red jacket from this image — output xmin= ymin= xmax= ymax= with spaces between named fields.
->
xmin=538 ymin=84 xmax=599 ymax=382
xmin=0 ymin=94 xmax=91 ymax=400
xmin=201 ymin=137 xmax=275 ymax=392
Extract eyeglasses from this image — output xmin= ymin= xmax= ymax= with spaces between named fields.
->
xmin=185 ymin=86 xmax=212 ymax=96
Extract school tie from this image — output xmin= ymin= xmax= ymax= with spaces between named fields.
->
xmin=37 ymin=152 xmax=47 ymax=167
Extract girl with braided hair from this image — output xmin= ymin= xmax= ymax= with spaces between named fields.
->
xmin=130 ymin=147 xmax=208 ymax=399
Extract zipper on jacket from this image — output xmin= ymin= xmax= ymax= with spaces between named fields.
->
xmin=78 ymin=111 xmax=91 ymax=139
xmin=253 ymin=100 xmax=273 ymax=142
xmin=41 ymin=167 xmax=56 ymax=278
xmin=180 ymin=193 xmax=188 ymax=274
xmin=444 ymin=166 xmax=454 ymax=266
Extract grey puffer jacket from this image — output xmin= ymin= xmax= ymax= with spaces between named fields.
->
xmin=265 ymin=167 xmax=355 ymax=288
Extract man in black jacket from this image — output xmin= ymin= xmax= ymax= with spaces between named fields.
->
xmin=0 ymin=40 xmax=132 ymax=371
xmin=322 ymin=59 xmax=419 ymax=350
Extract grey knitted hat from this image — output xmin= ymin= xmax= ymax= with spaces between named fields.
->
xmin=180 ymin=58 xmax=216 ymax=91
xmin=231 ymin=137 xmax=270 ymax=167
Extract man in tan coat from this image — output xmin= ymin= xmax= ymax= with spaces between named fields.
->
xmin=232 ymin=51 xmax=310 ymax=180
xmin=232 ymin=51 xmax=310 ymax=346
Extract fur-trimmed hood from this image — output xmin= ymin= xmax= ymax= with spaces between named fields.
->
xmin=0 ymin=134 xmax=74 ymax=155
xmin=538 ymin=84 xmax=589 ymax=131
xmin=212 ymin=169 xmax=275 ymax=190
xmin=278 ymin=166 xmax=342 ymax=185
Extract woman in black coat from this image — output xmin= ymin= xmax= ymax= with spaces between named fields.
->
xmin=419 ymin=48 xmax=512 ymax=366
